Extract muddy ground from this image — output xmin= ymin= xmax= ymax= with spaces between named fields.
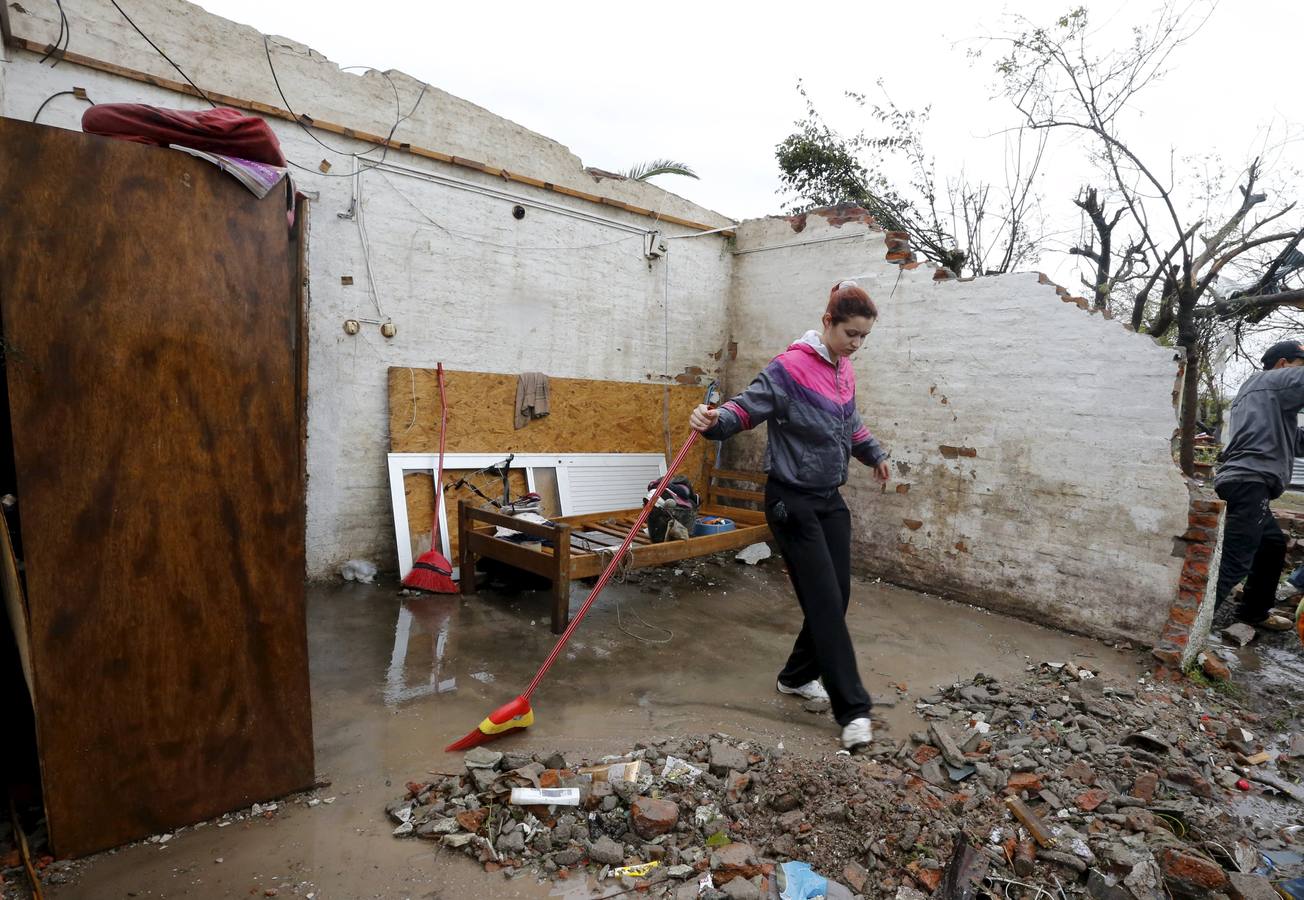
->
xmin=4 ymin=555 xmax=1301 ymax=898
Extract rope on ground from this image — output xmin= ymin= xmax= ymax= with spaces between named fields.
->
xmin=591 ymin=545 xmax=673 ymax=645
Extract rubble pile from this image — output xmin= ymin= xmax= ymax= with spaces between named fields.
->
xmin=388 ymin=663 xmax=1303 ymax=898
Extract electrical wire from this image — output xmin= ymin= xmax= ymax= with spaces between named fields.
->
xmin=107 ymin=0 xmax=215 ymax=107
xmin=38 ymin=0 xmax=69 ymax=66
xmin=263 ymin=35 xmax=428 ymax=169
xmin=31 ymin=88 xmax=94 ymax=123
xmin=372 ymin=168 xmax=647 ymax=253
xmin=352 ymin=160 xmax=388 ymax=321
xmin=372 ymin=158 xmax=649 ymax=235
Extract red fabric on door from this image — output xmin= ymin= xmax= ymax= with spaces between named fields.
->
xmin=82 ymin=104 xmax=286 ymax=166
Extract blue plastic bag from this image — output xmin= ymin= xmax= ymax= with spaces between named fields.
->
xmin=1279 ymin=876 xmax=1304 ymax=900
xmin=779 ymin=860 xmax=828 ymax=900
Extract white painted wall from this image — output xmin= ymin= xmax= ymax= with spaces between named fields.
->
xmin=726 ymin=213 xmax=1190 ymax=643
xmin=1 ymin=1 xmax=735 ymax=576
xmin=1 ymin=3 xmax=1191 ymax=640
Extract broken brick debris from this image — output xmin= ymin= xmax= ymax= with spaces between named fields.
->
xmin=384 ymin=663 xmax=1302 ymax=898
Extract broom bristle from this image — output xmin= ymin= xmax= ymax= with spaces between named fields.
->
xmin=402 ymin=551 xmax=457 ymax=593
xmin=445 ymin=728 xmax=498 ymax=752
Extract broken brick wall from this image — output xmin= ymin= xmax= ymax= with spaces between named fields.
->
xmin=1153 ymin=494 xmax=1225 ymax=668
xmin=723 ymin=211 xmax=1190 ymax=644
xmin=1 ymin=0 xmax=738 ymax=575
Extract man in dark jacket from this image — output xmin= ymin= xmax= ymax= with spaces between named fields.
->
xmin=1212 ymin=340 xmax=1304 ymax=631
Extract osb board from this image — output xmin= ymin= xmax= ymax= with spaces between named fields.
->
xmin=403 ymin=468 xmax=534 ymax=563
xmin=388 ymin=367 xmax=705 ymax=458
xmin=390 ymin=367 xmax=712 ymax=567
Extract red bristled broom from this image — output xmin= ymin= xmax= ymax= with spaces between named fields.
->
xmin=446 ymin=427 xmax=703 ymax=750
xmin=402 ymin=363 xmax=457 ymax=594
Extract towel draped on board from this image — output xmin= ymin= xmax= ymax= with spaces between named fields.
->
xmin=514 ymin=372 xmax=550 ymax=429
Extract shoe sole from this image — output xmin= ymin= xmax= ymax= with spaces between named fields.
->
xmin=776 ymin=680 xmax=829 ymax=703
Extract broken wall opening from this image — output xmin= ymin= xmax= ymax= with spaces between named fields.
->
xmin=719 ymin=208 xmax=1190 ymax=645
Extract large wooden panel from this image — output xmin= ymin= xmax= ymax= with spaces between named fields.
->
xmin=388 ymin=367 xmax=707 ymax=456
xmin=0 ymin=118 xmax=313 ymax=856
xmin=389 ymin=368 xmax=713 ymax=561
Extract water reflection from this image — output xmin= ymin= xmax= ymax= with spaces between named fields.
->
xmin=384 ymin=595 xmax=458 ymax=705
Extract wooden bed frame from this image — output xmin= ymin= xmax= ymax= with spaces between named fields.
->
xmin=458 ymin=465 xmax=771 ymax=633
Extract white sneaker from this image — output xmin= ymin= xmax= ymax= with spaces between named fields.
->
xmin=841 ymin=717 xmax=873 ymax=751
xmin=776 ymin=678 xmax=829 ymax=702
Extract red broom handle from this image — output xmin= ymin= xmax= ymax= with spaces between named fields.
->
xmin=523 ymin=429 xmax=703 ymax=700
xmin=431 ymin=363 xmax=447 ymax=546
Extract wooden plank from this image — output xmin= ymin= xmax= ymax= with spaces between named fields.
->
xmin=0 ymin=514 xmax=32 ymax=698
xmin=459 ymin=501 xmax=478 ymax=595
xmin=709 ymin=485 xmax=765 ymax=503
xmin=587 ymin=522 xmax=651 ymax=544
xmin=622 ymin=525 xmax=772 ymax=567
xmin=569 ymin=521 xmax=771 ymax=578
xmin=709 ymin=468 xmax=768 ymax=485
xmin=699 ymin=504 xmax=766 ymax=526
xmin=465 ymin=533 xmax=557 ymax=579
xmin=552 ymin=524 xmax=571 ymax=633
xmin=464 ymin=504 xmax=559 ymax=540
xmin=0 ymin=119 xmax=313 ymax=856
xmin=567 ymin=535 xmax=601 ymax=555
xmin=3 ymin=36 xmax=735 ymax=238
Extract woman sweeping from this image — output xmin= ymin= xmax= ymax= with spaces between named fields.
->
xmin=690 ymin=280 xmax=889 ymax=751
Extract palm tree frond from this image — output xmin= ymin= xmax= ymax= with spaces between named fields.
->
xmin=622 ymin=159 xmax=699 ymax=181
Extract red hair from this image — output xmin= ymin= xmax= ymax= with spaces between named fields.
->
xmin=826 ymin=280 xmax=878 ymax=323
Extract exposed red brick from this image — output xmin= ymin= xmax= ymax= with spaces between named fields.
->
xmin=896 ymin=483 xmax=910 ymax=494
xmin=1130 ymin=772 xmax=1159 ymax=802
xmin=1190 ymin=499 xmax=1224 ymax=513
xmin=1201 ymin=654 xmax=1231 ymax=682
xmin=907 ymin=861 xmax=943 ymax=892
xmin=1152 ymin=646 xmax=1183 ymax=666
xmin=1076 ymin=788 xmax=1108 ymax=811
xmin=1006 ymin=772 xmax=1043 ymax=794
xmin=1167 ymin=606 xmax=1197 ymax=626
xmin=1160 ymin=849 xmax=1229 ymax=893
xmin=903 ymin=519 xmax=924 ymax=531
xmin=1062 ymin=760 xmax=1096 ymax=785
xmin=788 ymin=214 xmax=808 ymax=233
xmin=456 ymin=808 xmax=488 ymax=833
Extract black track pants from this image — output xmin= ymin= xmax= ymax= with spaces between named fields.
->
xmin=1214 ymin=479 xmax=1286 ymax=624
xmin=766 ymin=480 xmax=872 ymax=726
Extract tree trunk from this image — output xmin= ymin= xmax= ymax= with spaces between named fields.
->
xmin=1093 ymin=229 xmax=1111 ymax=310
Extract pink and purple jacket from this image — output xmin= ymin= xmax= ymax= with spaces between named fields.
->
xmin=704 ymin=331 xmax=886 ymax=491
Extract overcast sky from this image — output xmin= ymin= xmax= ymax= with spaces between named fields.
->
xmin=197 ymin=0 xmax=1300 ymax=290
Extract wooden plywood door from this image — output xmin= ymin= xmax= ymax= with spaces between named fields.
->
xmin=0 ymin=119 xmax=313 ymax=856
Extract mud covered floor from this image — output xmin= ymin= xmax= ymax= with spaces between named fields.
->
xmin=41 ymin=560 xmax=1171 ymax=898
